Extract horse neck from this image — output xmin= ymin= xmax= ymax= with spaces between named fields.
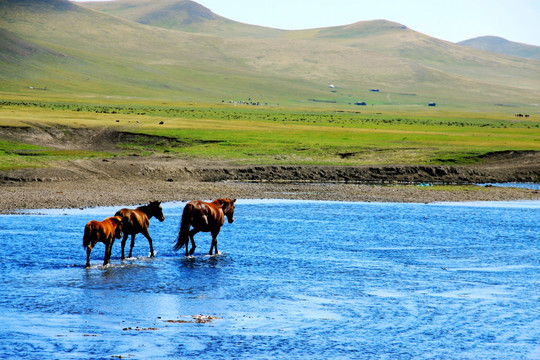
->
xmin=211 ymin=199 xmax=222 ymax=206
xmin=137 ymin=205 xmax=154 ymax=219
xmin=211 ymin=199 xmax=226 ymax=211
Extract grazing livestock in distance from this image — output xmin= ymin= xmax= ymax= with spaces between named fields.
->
xmin=83 ymin=216 xmax=123 ymax=268
xmin=173 ymin=198 xmax=236 ymax=256
xmin=115 ymin=201 xmax=165 ymax=259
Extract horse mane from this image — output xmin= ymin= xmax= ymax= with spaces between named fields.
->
xmin=136 ymin=204 xmax=150 ymax=212
xmin=136 ymin=201 xmax=160 ymax=213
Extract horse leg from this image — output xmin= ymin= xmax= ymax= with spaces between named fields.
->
xmin=188 ymin=229 xmax=199 ymax=256
xmin=85 ymin=244 xmax=94 ymax=268
xmin=103 ymin=241 xmax=112 ymax=266
xmin=121 ymin=233 xmax=129 ymax=260
xmin=141 ymin=230 xmax=154 ymax=257
xmin=129 ymin=234 xmax=136 ymax=258
xmin=209 ymin=231 xmax=219 ymax=256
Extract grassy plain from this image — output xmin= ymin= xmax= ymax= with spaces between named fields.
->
xmin=1 ymin=99 xmax=538 ymax=171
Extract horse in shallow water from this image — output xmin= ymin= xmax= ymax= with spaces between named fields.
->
xmin=115 ymin=201 xmax=165 ymax=259
xmin=83 ymin=216 xmax=123 ymax=267
xmin=173 ymin=198 xmax=236 ymax=256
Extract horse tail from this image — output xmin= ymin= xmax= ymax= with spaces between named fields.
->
xmin=83 ymin=224 xmax=92 ymax=249
xmin=173 ymin=204 xmax=192 ymax=251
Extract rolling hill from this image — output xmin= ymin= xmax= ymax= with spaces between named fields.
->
xmin=458 ymin=36 xmax=540 ymax=61
xmin=0 ymin=0 xmax=539 ymax=109
xmin=80 ymin=0 xmax=284 ymax=37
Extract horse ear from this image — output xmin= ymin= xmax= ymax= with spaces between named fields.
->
xmin=233 ymin=199 xmax=236 ymax=203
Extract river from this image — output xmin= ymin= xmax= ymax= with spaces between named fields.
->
xmin=1 ymin=200 xmax=539 ymax=359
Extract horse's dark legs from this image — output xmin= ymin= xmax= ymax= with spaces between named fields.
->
xmin=129 ymin=234 xmax=137 ymax=258
xmin=121 ymin=233 xmax=129 ymax=260
xmin=85 ymin=244 xmax=94 ymax=268
xmin=103 ymin=240 xmax=114 ymax=266
xmin=188 ymin=229 xmax=199 ymax=256
xmin=141 ymin=230 xmax=154 ymax=257
xmin=209 ymin=230 xmax=219 ymax=255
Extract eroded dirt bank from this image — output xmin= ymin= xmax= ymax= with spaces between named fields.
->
xmin=1 ymin=152 xmax=539 ymax=213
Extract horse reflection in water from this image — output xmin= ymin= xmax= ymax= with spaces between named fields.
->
xmin=174 ymin=198 xmax=236 ymax=256
xmin=115 ymin=201 xmax=165 ymax=259
xmin=83 ymin=216 xmax=123 ymax=267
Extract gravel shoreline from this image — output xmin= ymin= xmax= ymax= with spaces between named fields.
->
xmin=1 ymin=155 xmax=539 ymax=213
xmin=1 ymin=177 xmax=539 ymax=214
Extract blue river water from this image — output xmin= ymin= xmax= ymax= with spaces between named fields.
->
xmin=0 ymin=200 xmax=539 ymax=359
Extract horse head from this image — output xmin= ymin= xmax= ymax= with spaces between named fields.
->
xmin=149 ymin=201 xmax=165 ymax=222
xmin=220 ymin=198 xmax=236 ymax=224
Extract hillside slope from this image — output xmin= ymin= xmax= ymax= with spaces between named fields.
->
xmin=0 ymin=0 xmax=293 ymax=101
xmin=459 ymin=36 xmax=540 ymax=61
xmin=80 ymin=0 xmax=284 ymax=37
xmin=0 ymin=0 xmax=539 ymax=108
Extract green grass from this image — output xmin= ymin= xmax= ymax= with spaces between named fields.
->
xmin=0 ymin=138 xmax=112 ymax=170
xmin=1 ymin=101 xmax=538 ymax=170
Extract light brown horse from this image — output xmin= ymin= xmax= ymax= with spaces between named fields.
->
xmin=115 ymin=201 xmax=165 ymax=259
xmin=173 ymin=198 xmax=236 ymax=256
xmin=83 ymin=216 xmax=123 ymax=267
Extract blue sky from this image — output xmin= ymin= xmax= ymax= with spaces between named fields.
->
xmin=74 ymin=0 xmax=540 ymax=46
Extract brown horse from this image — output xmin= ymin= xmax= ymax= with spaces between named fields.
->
xmin=83 ymin=216 xmax=123 ymax=267
xmin=173 ymin=198 xmax=236 ymax=256
xmin=115 ymin=201 xmax=165 ymax=259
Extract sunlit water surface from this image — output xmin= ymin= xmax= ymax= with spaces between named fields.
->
xmin=1 ymin=200 xmax=539 ymax=359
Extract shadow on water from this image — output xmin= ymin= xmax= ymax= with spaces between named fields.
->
xmin=178 ymin=253 xmax=232 ymax=269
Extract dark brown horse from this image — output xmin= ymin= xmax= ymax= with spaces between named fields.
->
xmin=83 ymin=216 xmax=123 ymax=267
xmin=115 ymin=201 xmax=165 ymax=259
xmin=173 ymin=198 xmax=236 ymax=256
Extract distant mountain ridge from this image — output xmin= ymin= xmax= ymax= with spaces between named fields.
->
xmin=0 ymin=0 xmax=539 ymax=108
xmin=458 ymin=36 xmax=540 ymax=60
